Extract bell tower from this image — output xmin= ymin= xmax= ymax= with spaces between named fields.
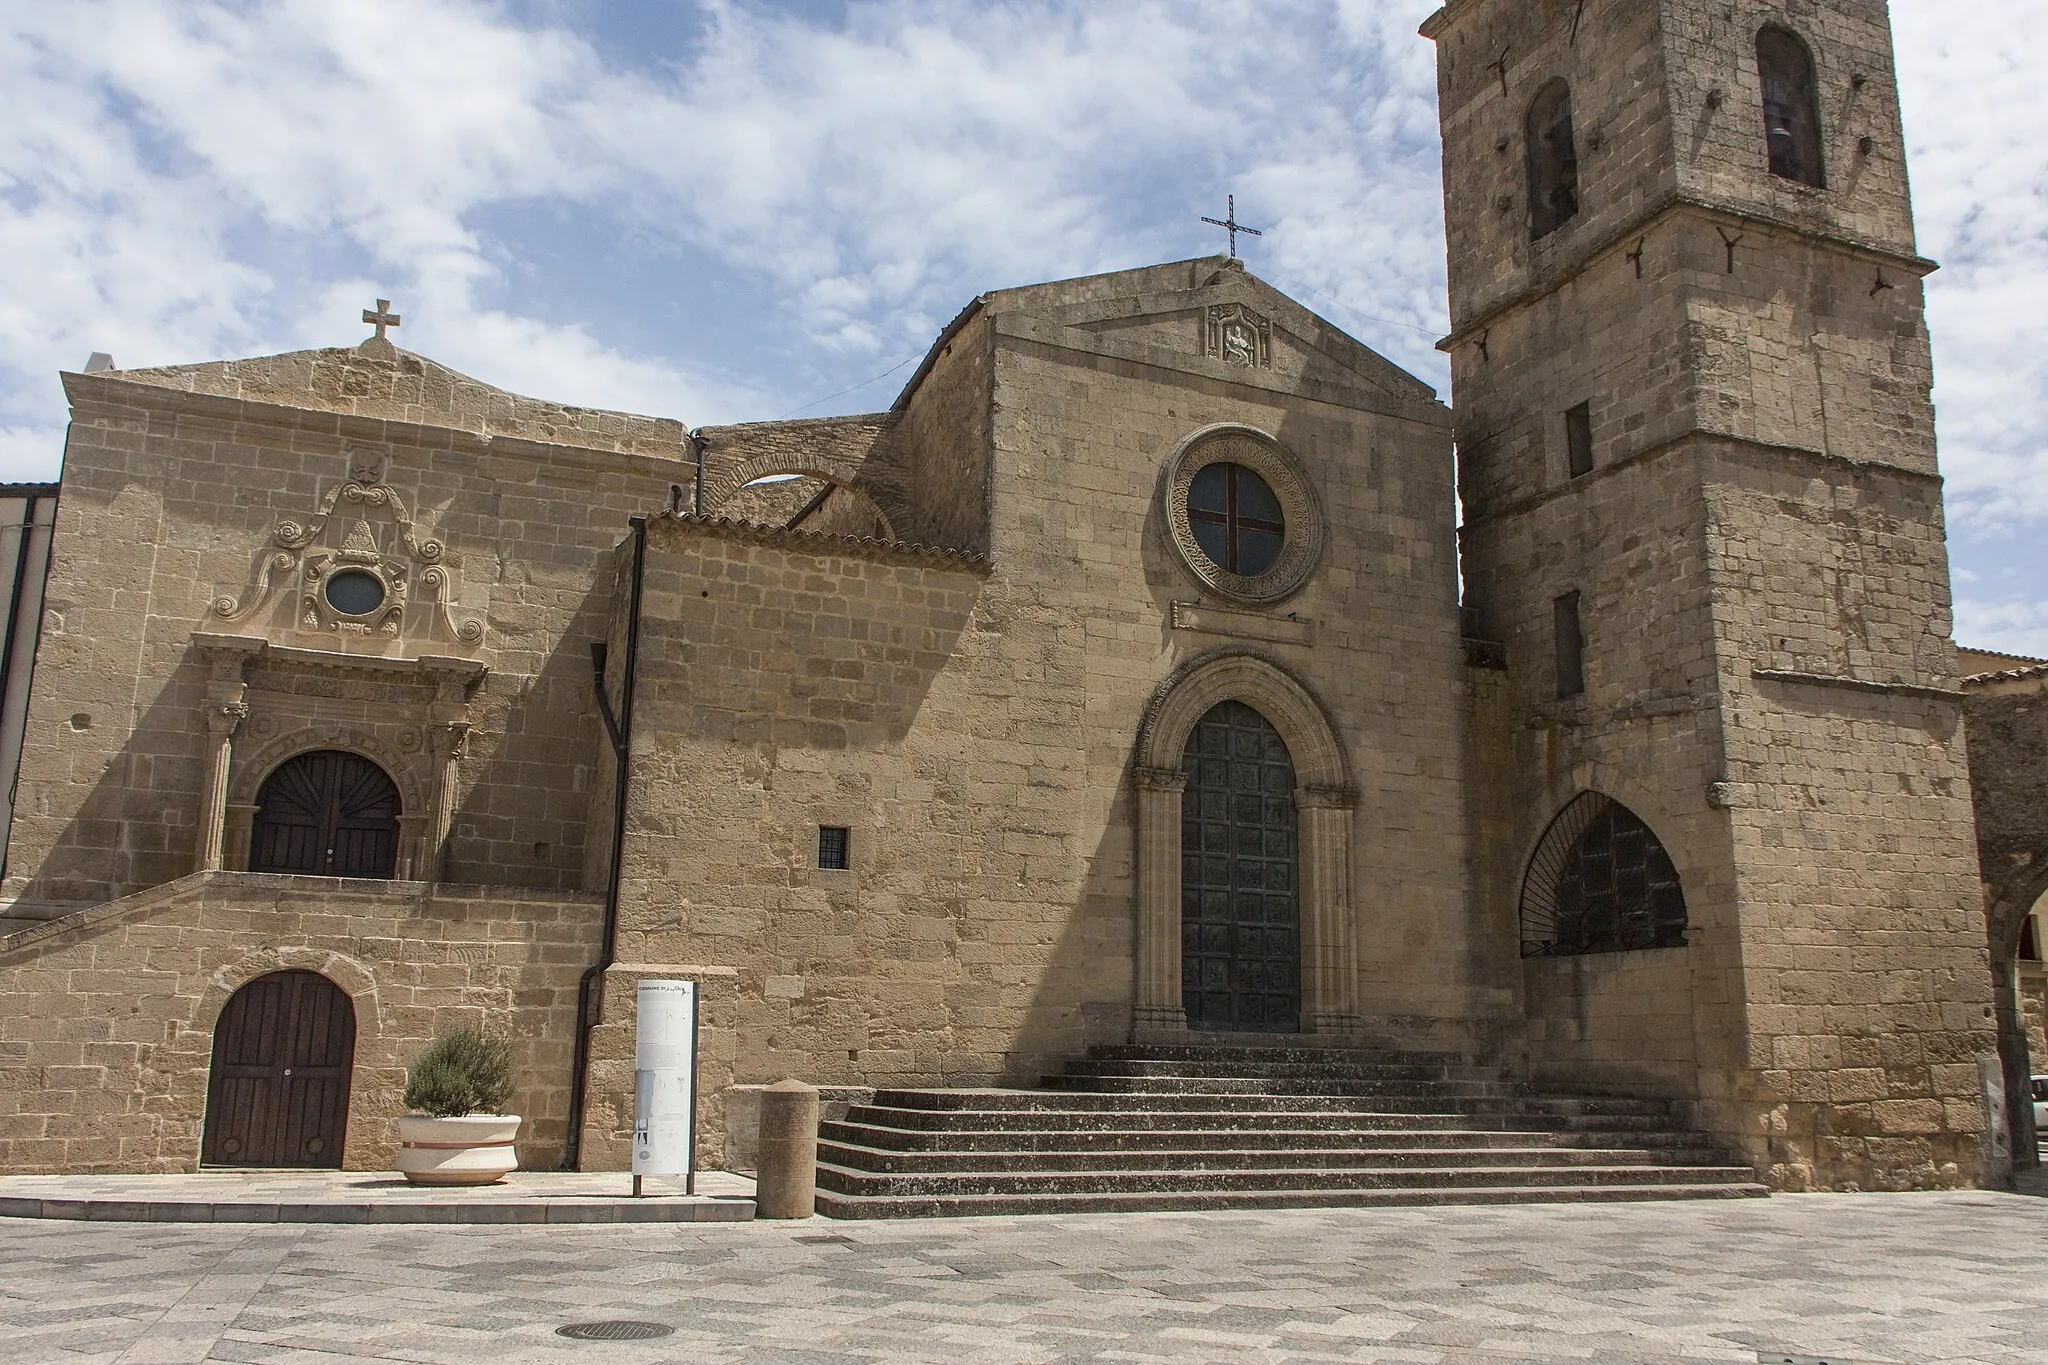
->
xmin=1422 ymin=0 xmax=2002 ymax=1189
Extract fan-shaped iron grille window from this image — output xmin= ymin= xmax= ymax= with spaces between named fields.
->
xmin=1520 ymin=792 xmax=1688 ymax=957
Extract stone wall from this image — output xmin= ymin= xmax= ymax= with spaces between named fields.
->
xmin=5 ymin=350 xmax=692 ymax=914
xmin=0 ymin=871 xmax=601 ymax=1174
xmin=603 ymin=261 xmax=1478 ymax=1094
xmin=1429 ymin=0 xmax=1996 ymax=1189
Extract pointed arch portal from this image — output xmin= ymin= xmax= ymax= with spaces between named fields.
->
xmin=1180 ymin=701 xmax=1301 ymax=1032
xmin=1132 ymin=650 xmax=1356 ymax=1039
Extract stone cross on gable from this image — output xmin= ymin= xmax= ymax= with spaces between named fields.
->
xmin=361 ymin=299 xmax=402 ymax=342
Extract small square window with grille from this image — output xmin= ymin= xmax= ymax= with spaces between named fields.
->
xmin=1565 ymin=402 xmax=1594 ymax=478
xmin=817 ymin=825 xmax=850 ymax=870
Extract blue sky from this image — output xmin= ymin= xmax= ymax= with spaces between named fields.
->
xmin=1 ymin=0 xmax=2043 ymax=655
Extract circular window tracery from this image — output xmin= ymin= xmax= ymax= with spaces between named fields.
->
xmin=1188 ymin=463 xmax=1285 ymax=577
xmin=1165 ymin=427 xmax=1324 ymax=603
xmin=324 ymin=569 xmax=386 ymax=616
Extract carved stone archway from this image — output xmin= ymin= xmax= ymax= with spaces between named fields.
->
xmin=229 ymin=728 xmax=430 ymax=879
xmin=182 ymin=946 xmax=387 ymax=1172
xmin=1130 ymin=649 xmax=1356 ymax=1039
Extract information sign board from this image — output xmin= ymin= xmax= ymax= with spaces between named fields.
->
xmin=631 ymin=978 xmax=697 ymax=1186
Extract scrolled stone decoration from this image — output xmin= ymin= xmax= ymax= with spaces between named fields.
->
xmin=1163 ymin=424 xmax=1325 ymax=605
xmin=209 ymin=457 xmax=480 ymax=645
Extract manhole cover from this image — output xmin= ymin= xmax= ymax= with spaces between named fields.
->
xmin=556 ymin=1321 xmax=674 ymax=1342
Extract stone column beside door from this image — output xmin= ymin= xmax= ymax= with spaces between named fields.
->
xmin=193 ymin=635 xmax=263 ymax=873
xmin=1298 ymin=783 xmax=1360 ymax=1036
xmin=1132 ymin=765 xmax=1188 ymax=1041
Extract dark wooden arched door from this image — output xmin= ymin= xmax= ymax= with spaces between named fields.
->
xmin=202 ymin=970 xmax=355 ymax=1167
xmin=250 ymin=750 xmax=400 ymax=878
xmin=1180 ymin=700 xmax=1300 ymax=1032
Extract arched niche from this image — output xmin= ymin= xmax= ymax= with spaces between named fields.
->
xmin=1526 ymin=77 xmax=1580 ymax=239
xmin=1758 ymin=25 xmax=1825 ymax=187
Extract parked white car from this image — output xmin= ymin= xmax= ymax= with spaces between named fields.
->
xmin=2034 ymin=1075 xmax=2047 ymax=1131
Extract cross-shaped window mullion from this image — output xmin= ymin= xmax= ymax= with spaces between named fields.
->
xmin=1195 ymin=467 xmax=1277 ymax=574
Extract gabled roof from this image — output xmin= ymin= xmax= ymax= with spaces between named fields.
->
xmin=65 ymin=342 xmax=692 ymax=459
xmin=890 ymin=255 xmax=1446 ymax=426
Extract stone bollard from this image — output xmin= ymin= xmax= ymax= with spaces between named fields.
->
xmin=754 ymin=1078 xmax=821 ymax=1218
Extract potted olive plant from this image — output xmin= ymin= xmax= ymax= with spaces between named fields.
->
xmin=394 ymin=1028 xmax=521 ymax=1186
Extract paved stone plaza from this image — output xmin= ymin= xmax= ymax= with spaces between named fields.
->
xmin=2 ymin=1192 xmax=2041 ymax=1364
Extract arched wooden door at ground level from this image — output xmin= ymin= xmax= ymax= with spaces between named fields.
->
xmin=1181 ymin=700 xmax=1301 ymax=1032
xmin=250 ymin=750 xmax=401 ymax=878
xmin=202 ymin=970 xmax=355 ymax=1167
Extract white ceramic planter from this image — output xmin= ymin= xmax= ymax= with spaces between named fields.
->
xmin=395 ymin=1113 xmax=521 ymax=1186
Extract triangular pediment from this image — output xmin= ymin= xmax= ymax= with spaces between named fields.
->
xmin=972 ymin=256 xmax=1443 ymax=423
xmin=68 ymin=345 xmax=693 ymax=457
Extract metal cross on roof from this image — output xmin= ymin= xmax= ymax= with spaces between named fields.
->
xmin=361 ymin=298 xmax=402 ymax=341
xmin=1201 ymin=196 xmax=1263 ymax=259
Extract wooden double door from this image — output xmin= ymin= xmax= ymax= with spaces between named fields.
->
xmin=250 ymin=750 xmax=401 ymax=878
xmin=202 ymin=970 xmax=355 ymax=1167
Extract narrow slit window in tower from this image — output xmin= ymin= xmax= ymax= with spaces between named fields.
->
xmin=1565 ymin=402 xmax=1594 ymax=478
xmin=1554 ymin=591 xmax=1585 ymax=698
xmin=1526 ymin=79 xmax=1580 ymax=239
xmin=1758 ymin=26 xmax=1825 ymax=187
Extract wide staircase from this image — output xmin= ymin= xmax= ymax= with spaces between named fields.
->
xmin=814 ymin=1044 xmax=1767 ymax=1218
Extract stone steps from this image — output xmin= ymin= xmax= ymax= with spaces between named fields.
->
xmin=819 ymin=1139 xmax=1729 ymax=1175
xmin=817 ymin=1159 xmax=1753 ymax=1199
xmin=814 ymin=1045 xmax=1766 ymax=1218
xmin=863 ymin=1087 xmax=1676 ymax=1119
xmin=821 ymin=1121 xmax=1711 ymax=1154
xmin=814 ymin=1181 xmax=1766 ymax=1220
xmin=847 ymin=1100 xmax=1682 ymax=1134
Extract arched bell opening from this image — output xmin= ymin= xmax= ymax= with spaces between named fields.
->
xmin=249 ymin=749 xmax=402 ymax=879
xmin=201 ymin=969 xmax=356 ymax=1168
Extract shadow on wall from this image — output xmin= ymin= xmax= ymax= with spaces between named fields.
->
xmin=439 ymin=570 xmax=616 ymax=893
xmin=1964 ymin=678 xmax=2048 ymax=1163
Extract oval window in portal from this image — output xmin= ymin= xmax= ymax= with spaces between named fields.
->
xmin=1186 ymin=462 xmax=1285 ymax=577
xmin=324 ymin=569 xmax=387 ymax=617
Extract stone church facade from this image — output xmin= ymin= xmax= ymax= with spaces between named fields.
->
xmin=0 ymin=0 xmax=2029 ymax=1190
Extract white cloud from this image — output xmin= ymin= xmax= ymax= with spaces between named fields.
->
xmin=1894 ymin=1 xmax=2048 ymax=531
xmin=1954 ymin=597 xmax=2048 ymax=661
xmin=0 ymin=0 xmax=2039 ymax=664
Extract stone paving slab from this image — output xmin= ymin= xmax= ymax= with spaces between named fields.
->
xmin=0 ymin=1189 xmax=2041 ymax=1364
xmin=0 ymin=1170 xmax=757 ymax=1224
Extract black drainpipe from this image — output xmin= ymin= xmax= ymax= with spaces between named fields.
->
xmin=562 ymin=513 xmax=648 ymax=1170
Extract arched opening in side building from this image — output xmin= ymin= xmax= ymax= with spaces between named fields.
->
xmin=201 ymin=970 xmax=356 ymax=1168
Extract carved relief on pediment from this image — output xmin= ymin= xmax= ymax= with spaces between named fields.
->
xmin=213 ymin=446 xmax=483 ymax=647
xmin=1205 ymin=303 xmax=1273 ymax=369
